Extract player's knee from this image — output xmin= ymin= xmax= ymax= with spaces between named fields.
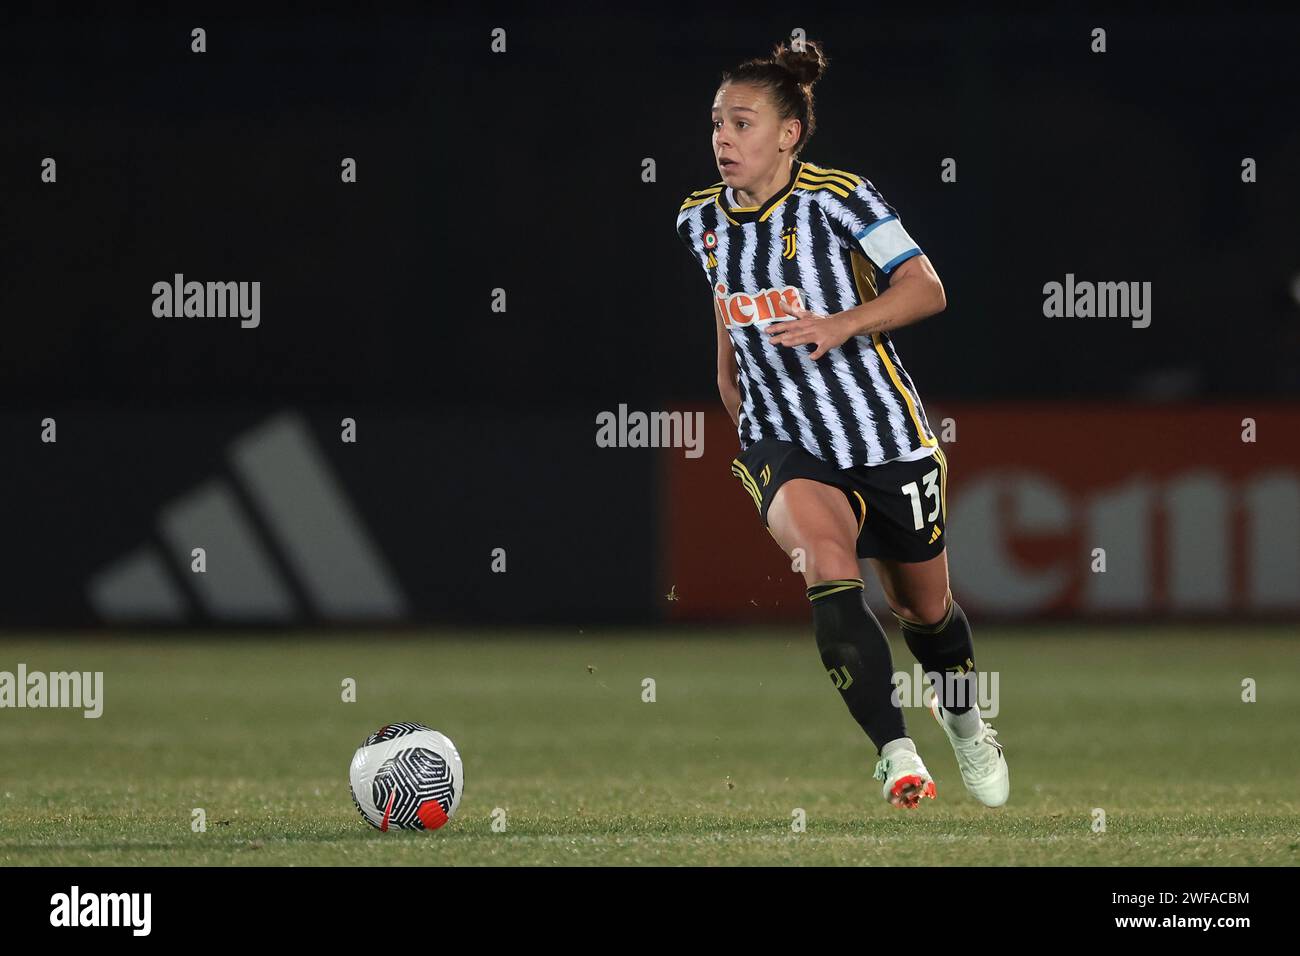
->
xmin=890 ymin=595 xmax=949 ymax=627
xmin=802 ymin=538 xmax=859 ymax=583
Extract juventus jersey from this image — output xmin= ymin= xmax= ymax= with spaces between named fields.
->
xmin=676 ymin=160 xmax=937 ymax=469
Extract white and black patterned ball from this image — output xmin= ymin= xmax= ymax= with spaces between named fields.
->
xmin=349 ymin=723 xmax=463 ymax=831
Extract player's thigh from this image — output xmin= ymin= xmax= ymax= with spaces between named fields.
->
xmin=863 ymin=550 xmax=951 ymax=624
xmin=767 ymin=478 xmax=861 ymax=585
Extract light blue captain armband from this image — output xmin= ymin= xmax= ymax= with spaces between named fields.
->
xmin=854 ymin=215 xmax=922 ymax=274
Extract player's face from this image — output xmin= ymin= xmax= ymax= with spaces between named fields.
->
xmin=711 ymin=83 xmax=790 ymax=189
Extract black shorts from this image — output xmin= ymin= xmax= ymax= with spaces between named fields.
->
xmin=730 ymin=437 xmax=949 ymax=563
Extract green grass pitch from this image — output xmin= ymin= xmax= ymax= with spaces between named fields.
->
xmin=0 ymin=628 xmax=1296 ymax=866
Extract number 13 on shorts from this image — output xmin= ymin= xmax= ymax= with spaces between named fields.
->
xmin=901 ymin=465 xmax=943 ymax=531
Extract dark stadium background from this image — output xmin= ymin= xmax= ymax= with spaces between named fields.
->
xmin=2 ymin=8 xmax=1298 ymax=628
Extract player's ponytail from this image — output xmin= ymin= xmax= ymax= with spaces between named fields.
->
xmin=721 ymin=39 xmax=828 ymax=157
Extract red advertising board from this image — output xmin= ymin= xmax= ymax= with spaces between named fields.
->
xmin=662 ymin=405 xmax=1300 ymax=621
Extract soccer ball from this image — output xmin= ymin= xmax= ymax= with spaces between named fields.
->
xmin=349 ymin=723 xmax=463 ymax=831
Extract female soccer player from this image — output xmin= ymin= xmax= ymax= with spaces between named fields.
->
xmin=675 ymin=40 xmax=1008 ymax=809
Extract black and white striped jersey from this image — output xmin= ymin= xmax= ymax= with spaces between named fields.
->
xmin=676 ymin=159 xmax=937 ymax=469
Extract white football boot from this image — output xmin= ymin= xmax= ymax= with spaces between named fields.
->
xmin=929 ymin=696 xmax=1009 ymax=807
xmin=872 ymin=748 xmax=937 ymax=809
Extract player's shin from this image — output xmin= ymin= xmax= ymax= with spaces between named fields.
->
xmin=807 ymin=578 xmax=907 ymax=754
xmin=896 ymin=596 xmax=982 ymax=737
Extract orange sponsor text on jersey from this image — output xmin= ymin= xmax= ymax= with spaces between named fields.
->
xmin=715 ymin=282 xmax=806 ymax=328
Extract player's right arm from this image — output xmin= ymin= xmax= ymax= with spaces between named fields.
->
xmin=715 ymin=297 xmax=741 ymax=428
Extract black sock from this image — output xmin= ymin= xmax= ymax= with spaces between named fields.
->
xmin=807 ymin=578 xmax=906 ymax=753
xmin=896 ymin=597 xmax=978 ymax=715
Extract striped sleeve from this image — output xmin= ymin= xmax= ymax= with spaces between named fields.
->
xmin=817 ymin=177 xmax=923 ymax=275
xmin=675 ymin=205 xmax=711 ymax=283
xmin=675 ymin=204 xmax=694 ymax=249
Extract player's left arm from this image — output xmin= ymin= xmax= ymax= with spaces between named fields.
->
xmin=839 ymin=252 xmax=946 ymax=336
xmin=767 ymin=254 xmax=946 ymax=359
xmin=767 ymin=176 xmax=947 ymax=359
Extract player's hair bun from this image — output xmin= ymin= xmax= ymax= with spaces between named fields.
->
xmin=772 ymin=40 xmax=827 ymax=87
xmin=720 ymin=39 xmax=828 ymax=157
